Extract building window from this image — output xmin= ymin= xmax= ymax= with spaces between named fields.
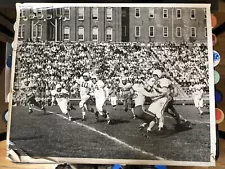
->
xmin=32 ymin=24 xmax=37 ymax=38
xmin=149 ymin=26 xmax=154 ymax=37
xmin=190 ymin=27 xmax=196 ymax=37
xmin=78 ymin=27 xmax=84 ymax=41
xmin=205 ymin=27 xmax=207 ymax=37
xmin=176 ymin=27 xmax=182 ymax=37
xmin=163 ymin=26 xmax=168 ymax=37
xmin=18 ymin=24 xmax=25 ymax=38
xmin=56 ymin=8 xmax=62 ymax=16
xmin=78 ymin=7 xmax=84 ymax=20
xmin=149 ymin=8 xmax=154 ymax=18
xmin=135 ymin=26 xmax=140 ymax=37
xmin=20 ymin=9 xmax=25 ymax=17
xmin=190 ymin=9 xmax=196 ymax=19
xmin=37 ymin=24 xmax=42 ymax=38
xmin=37 ymin=9 xmax=42 ymax=15
xmin=122 ymin=10 xmax=127 ymax=17
xmin=122 ymin=26 xmax=126 ymax=36
xmin=21 ymin=24 xmax=25 ymax=38
xmin=135 ymin=8 xmax=140 ymax=18
xmin=47 ymin=8 xmax=52 ymax=15
xmin=106 ymin=27 xmax=112 ymax=41
xmin=64 ymin=8 xmax=70 ymax=20
xmin=32 ymin=24 xmax=42 ymax=38
xmin=92 ymin=8 xmax=98 ymax=20
xmin=92 ymin=27 xmax=98 ymax=41
xmin=204 ymin=8 xmax=206 ymax=19
xmin=64 ymin=27 xmax=70 ymax=40
xmin=19 ymin=25 xmax=21 ymax=37
xmin=106 ymin=7 xmax=112 ymax=21
xmin=163 ymin=9 xmax=168 ymax=18
xmin=176 ymin=9 xmax=181 ymax=19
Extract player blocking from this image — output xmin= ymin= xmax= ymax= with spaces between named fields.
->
xmin=133 ymin=69 xmax=192 ymax=132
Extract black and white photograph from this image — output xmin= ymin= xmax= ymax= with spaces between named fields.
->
xmin=7 ymin=3 xmax=216 ymax=166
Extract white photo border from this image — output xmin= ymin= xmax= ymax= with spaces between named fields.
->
xmin=7 ymin=3 xmax=216 ymax=166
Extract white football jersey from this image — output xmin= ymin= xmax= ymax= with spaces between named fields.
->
xmin=119 ymin=82 xmax=133 ymax=96
xmin=147 ymin=78 xmax=156 ymax=87
xmin=193 ymin=84 xmax=203 ymax=97
xmin=153 ymin=77 xmax=172 ymax=94
xmin=51 ymin=89 xmax=68 ymax=98
xmin=93 ymin=80 xmax=106 ymax=99
xmin=158 ymin=78 xmax=172 ymax=88
xmin=77 ymin=78 xmax=93 ymax=96
xmin=132 ymin=84 xmax=146 ymax=106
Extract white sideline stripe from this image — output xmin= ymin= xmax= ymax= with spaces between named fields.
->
xmin=33 ymin=108 xmax=166 ymax=161
xmin=164 ymin=115 xmax=210 ymax=124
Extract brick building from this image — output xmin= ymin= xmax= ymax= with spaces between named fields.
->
xmin=18 ymin=6 xmax=207 ymax=43
xmin=18 ymin=6 xmax=122 ymax=42
xmin=127 ymin=7 xmax=207 ymax=43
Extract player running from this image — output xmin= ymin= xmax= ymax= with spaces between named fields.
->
xmin=76 ymin=72 xmax=93 ymax=121
xmin=51 ymin=84 xmax=72 ymax=121
xmin=191 ymin=82 xmax=204 ymax=115
xmin=108 ymin=83 xmax=118 ymax=110
xmin=21 ymin=80 xmax=46 ymax=114
xmin=91 ymin=75 xmax=111 ymax=124
xmin=118 ymin=77 xmax=135 ymax=119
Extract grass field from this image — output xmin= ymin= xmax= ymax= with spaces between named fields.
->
xmin=9 ymin=104 xmax=211 ymax=162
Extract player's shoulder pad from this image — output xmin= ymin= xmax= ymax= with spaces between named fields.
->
xmin=127 ymin=83 xmax=133 ymax=87
xmin=51 ymin=90 xmax=56 ymax=95
xmin=97 ymin=80 xmax=104 ymax=86
xmin=62 ymin=89 xmax=68 ymax=93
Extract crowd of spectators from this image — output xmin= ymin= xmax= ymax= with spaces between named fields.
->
xmin=13 ymin=41 xmax=209 ymax=105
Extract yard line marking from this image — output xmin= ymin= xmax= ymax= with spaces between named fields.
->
xmin=33 ymin=108 xmax=166 ymax=160
xmin=164 ymin=115 xmax=210 ymax=124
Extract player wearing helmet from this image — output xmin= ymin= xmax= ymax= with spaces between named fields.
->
xmin=118 ymin=77 xmax=136 ymax=119
xmin=132 ymin=82 xmax=167 ymax=132
xmin=108 ymin=83 xmax=118 ymax=110
xmin=145 ymin=69 xmax=162 ymax=92
xmin=146 ymin=70 xmax=173 ymax=132
xmin=164 ymin=75 xmax=191 ymax=130
xmin=76 ymin=72 xmax=93 ymax=121
xmin=146 ymin=70 xmax=192 ymax=132
xmin=191 ymin=82 xmax=204 ymax=115
xmin=51 ymin=84 xmax=72 ymax=121
xmin=91 ymin=75 xmax=111 ymax=124
xmin=21 ymin=80 xmax=46 ymax=114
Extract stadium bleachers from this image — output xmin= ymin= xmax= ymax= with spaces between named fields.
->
xmin=13 ymin=41 xmax=209 ymax=105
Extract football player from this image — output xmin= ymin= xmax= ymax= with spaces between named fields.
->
xmin=132 ymin=82 xmax=167 ymax=132
xmin=76 ymin=72 xmax=93 ymax=121
xmin=21 ymin=80 xmax=46 ymax=114
xmin=118 ymin=77 xmax=135 ymax=119
xmin=146 ymin=70 xmax=172 ymax=131
xmin=91 ymin=75 xmax=111 ymax=124
xmin=145 ymin=70 xmax=191 ymax=131
xmin=51 ymin=84 xmax=72 ymax=121
xmin=108 ymin=83 xmax=118 ymax=110
xmin=165 ymin=76 xmax=190 ymax=127
xmin=192 ymin=82 xmax=204 ymax=115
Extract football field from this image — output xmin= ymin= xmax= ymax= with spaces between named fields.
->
xmin=10 ymin=104 xmax=211 ymax=162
